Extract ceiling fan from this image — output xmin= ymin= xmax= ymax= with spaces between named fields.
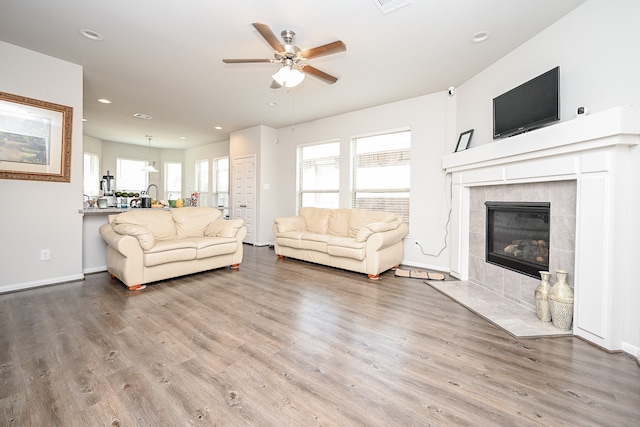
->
xmin=222 ymin=22 xmax=346 ymax=88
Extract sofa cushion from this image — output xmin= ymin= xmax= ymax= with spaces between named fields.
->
xmin=185 ymin=237 xmax=238 ymax=259
xmin=327 ymin=236 xmax=366 ymax=260
xmin=205 ymin=218 xmax=244 ymax=237
xmin=348 ymin=209 xmax=398 ymax=237
xmin=172 ymin=207 xmax=222 ymax=238
xmin=143 ymin=239 xmax=197 ymax=266
xmin=299 ymin=207 xmax=331 ymax=234
xmin=327 ymin=209 xmax=352 ymax=236
xmin=299 ymin=232 xmax=330 ymax=252
xmin=112 ymin=210 xmax=177 ymax=241
xmin=275 ymin=231 xmax=305 ymax=249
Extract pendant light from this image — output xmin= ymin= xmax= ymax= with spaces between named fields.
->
xmin=143 ymin=135 xmax=159 ymax=173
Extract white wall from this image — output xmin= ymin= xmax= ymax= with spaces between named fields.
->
xmin=454 ymin=0 xmax=640 ymax=357
xmin=0 ymin=41 xmax=84 ymax=292
xmin=258 ymin=126 xmax=279 ymax=246
xmin=273 ymin=93 xmax=454 ymax=270
xmin=457 ymin=0 xmax=640 ymax=146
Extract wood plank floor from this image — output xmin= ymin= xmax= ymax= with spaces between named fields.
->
xmin=1 ymin=245 xmax=639 ymax=426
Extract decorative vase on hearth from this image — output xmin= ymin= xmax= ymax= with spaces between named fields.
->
xmin=548 ymin=269 xmax=574 ymax=331
xmin=534 ymin=271 xmax=552 ymax=322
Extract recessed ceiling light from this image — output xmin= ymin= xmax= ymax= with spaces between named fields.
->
xmin=133 ymin=112 xmax=153 ymax=120
xmin=79 ymin=28 xmax=103 ymax=41
xmin=82 ymin=118 xmax=87 ymax=122
xmin=470 ymin=30 xmax=491 ymax=43
xmin=268 ymin=102 xmax=278 ymax=107
xmin=97 ymin=98 xmax=111 ymax=104
xmin=179 ymin=136 xmax=187 ymax=140
xmin=214 ymin=126 xmax=222 ymax=130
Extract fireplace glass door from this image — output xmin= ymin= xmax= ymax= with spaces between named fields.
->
xmin=485 ymin=202 xmax=550 ymax=278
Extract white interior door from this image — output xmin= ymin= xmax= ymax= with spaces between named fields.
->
xmin=232 ymin=155 xmax=256 ymax=244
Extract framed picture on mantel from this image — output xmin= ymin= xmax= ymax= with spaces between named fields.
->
xmin=0 ymin=91 xmax=73 ymax=182
xmin=455 ymin=129 xmax=474 ymax=152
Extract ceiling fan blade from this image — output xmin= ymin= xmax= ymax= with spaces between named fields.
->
xmin=223 ymin=58 xmax=273 ymax=63
xmin=270 ymin=79 xmax=282 ymax=89
xmin=302 ymin=65 xmax=338 ymax=84
xmin=301 ymin=40 xmax=346 ymax=59
xmin=252 ymin=22 xmax=284 ymax=52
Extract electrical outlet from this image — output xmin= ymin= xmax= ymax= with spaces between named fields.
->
xmin=40 ymin=249 xmax=50 ymax=261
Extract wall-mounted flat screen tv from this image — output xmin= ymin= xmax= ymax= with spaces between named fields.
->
xmin=493 ymin=66 xmax=560 ymax=139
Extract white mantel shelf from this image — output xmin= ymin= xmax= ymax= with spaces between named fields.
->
xmin=443 ymin=106 xmax=640 ymax=174
xmin=443 ymin=106 xmax=640 ymax=355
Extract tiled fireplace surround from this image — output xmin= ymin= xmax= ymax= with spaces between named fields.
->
xmin=468 ymin=180 xmax=576 ymax=311
xmin=442 ymin=106 xmax=640 ymax=353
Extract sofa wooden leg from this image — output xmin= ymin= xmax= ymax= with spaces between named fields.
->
xmin=277 ymin=254 xmax=285 ymax=259
xmin=368 ymin=274 xmax=380 ymax=280
xmin=391 ymin=265 xmax=399 ymax=270
xmin=127 ymin=284 xmax=146 ymax=291
xmin=230 ymin=263 xmax=240 ymax=269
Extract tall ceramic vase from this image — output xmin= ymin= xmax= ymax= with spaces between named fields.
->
xmin=548 ymin=270 xmax=574 ymax=331
xmin=535 ymin=271 xmax=552 ymax=322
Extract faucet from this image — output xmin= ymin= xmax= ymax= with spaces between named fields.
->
xmin=146 ymin=184 xmax=158 ymax=201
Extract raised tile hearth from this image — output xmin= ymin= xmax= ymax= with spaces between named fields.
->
xmin=426 ymin=279 xmax=571 ymax=338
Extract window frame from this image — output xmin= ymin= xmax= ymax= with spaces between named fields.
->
xmin=351 ymin=128 xmax=411 ymax=225
xmin=296 ymin=139 xmax=341 ymax=211
xmin=115 ymin=157 xmax=148 ymax=194
xmin=164 ymin=161 xmax=183 ymax=201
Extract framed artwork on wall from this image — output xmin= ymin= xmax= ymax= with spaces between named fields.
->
xmin=455 ymin=129 xmax=474 ymax=152
xmin=0 ymin=91 xmax=73 ymax=182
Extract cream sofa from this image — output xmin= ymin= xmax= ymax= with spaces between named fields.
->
xmin=99 ymin=207 xmax=246 ymax=290
xmin=273 ymin=207 xmax=409 ymax=279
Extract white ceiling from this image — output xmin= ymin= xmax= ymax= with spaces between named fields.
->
xmin=0 ymin=0 xmax=586 ymax=149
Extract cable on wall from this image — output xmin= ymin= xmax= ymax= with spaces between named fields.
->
xmin=415 ymin=174 xmax=452 ymax=257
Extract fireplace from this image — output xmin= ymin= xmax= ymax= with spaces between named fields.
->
xmin=485 ymin=201 xmax=550 ymax=278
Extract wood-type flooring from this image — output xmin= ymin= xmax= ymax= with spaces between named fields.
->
xmin=1 ymin=245 xmax=639 ymax=426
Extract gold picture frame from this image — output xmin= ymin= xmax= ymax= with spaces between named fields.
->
xmin=0 ymin=91 xmax=73 ymax=182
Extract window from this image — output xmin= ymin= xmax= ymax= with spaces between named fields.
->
xmin=195 ymin=159 xmax=209 ymax=206
xmin=297 ymin=141 xmax=340 ymax=210
xmin=213 ymin=157 xmax=229 ymax=218
xmin=83 ymin=152 xmax=100 ymax=197
xmin=165 ymin=162 xmax=182 ymax=201
xmin=352 ymin=130 xmax=410 ymax=224
xmin=116 ymin=158 xmax=148 ymax=194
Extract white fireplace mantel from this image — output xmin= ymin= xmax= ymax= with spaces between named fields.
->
xmin=442 ymin=106 xmax=640 ymax=353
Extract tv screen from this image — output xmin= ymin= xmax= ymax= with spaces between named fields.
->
xmin=493 ymin=67 xmax=559 ymax=139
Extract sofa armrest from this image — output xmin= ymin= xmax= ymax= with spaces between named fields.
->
xmin=110 ymin=223 xmax=156 ymax=250
xmin=364 ymin=223 xmax=409 ymax=251
xmin=355 ymin=221 xmax=401 ymax=242
xmin=205 ymin=219 xmax=245 ymax=238
xmin=274 ymin=216 xmax=306 ymax=233
xmin=99 ymin=223 xmax=146 ymax=256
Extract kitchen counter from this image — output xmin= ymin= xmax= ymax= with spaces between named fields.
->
xmin=79 ymin=207 xmax=170 ymax=216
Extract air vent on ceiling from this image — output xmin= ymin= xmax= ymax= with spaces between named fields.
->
xmin=372 ymin=0 xmax=412 ymax=15
xmin=133 ymin=112 xmax=153 ymax=120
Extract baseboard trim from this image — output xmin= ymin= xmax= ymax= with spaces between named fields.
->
xmin=0 ymin=273 xmax=85 ymax=294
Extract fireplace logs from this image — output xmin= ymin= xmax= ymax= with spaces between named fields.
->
xmin=503 ymin=239 xmax=549 ymax=264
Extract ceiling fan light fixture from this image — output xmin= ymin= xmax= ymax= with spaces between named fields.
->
xmin=272 ymin=65 xmax=305 ymax=88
